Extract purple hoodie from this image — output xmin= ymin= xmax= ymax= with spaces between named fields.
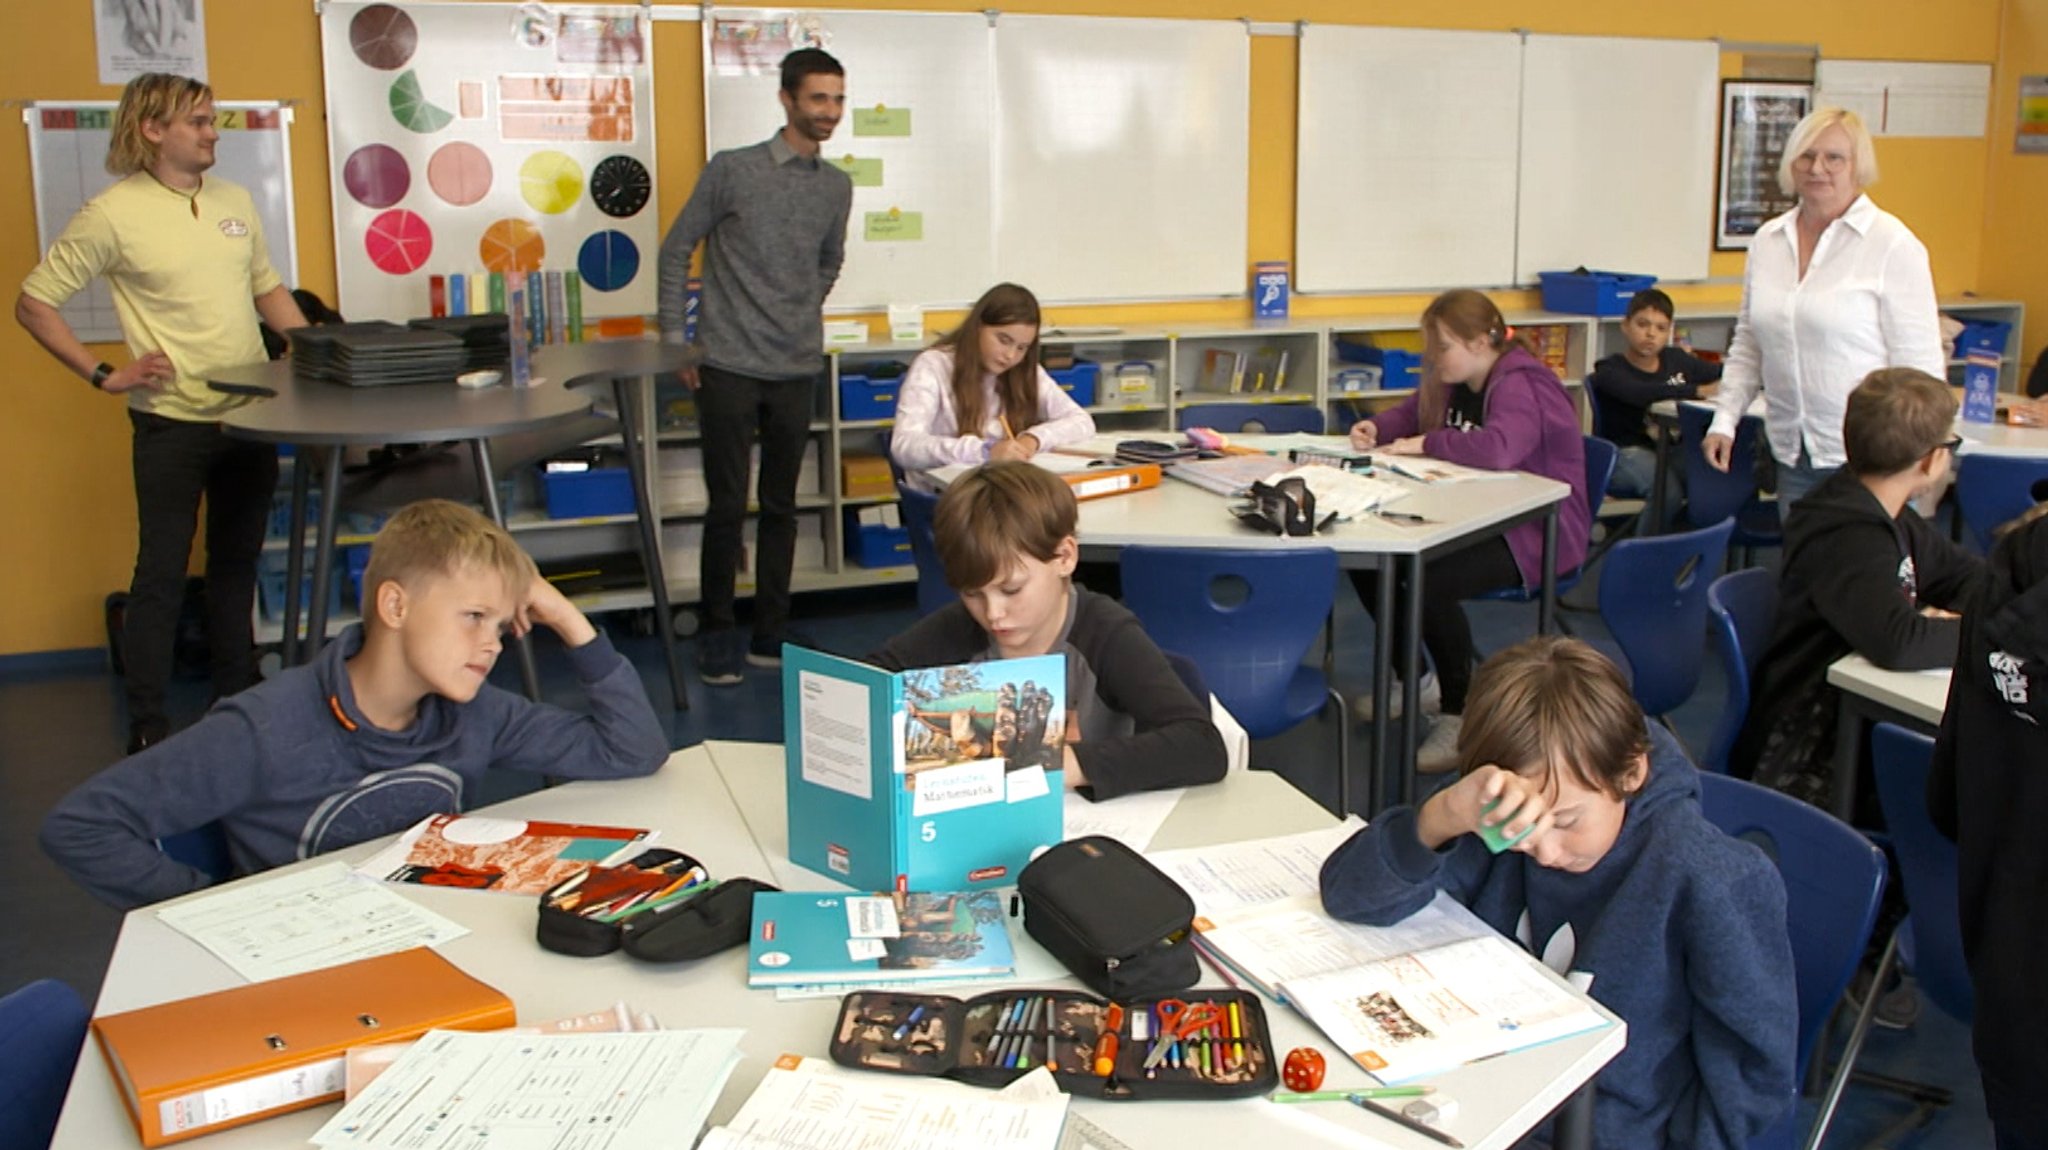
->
xmin=1371 ymin=345 xmax=1590 ymax=587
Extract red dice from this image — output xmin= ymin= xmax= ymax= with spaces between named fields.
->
xmin=1282 ymin=1046 xmax=1327 ymax=1092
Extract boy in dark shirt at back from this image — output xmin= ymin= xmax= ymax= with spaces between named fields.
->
xmin=1589 ymin=288 xmax=1723 ymax=515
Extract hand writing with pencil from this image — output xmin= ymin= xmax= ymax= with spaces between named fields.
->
xmin=1379 ymin=435 xmax=1428 ymax=456
xmin=1348 ymin=419 xmax=1379 ymax=451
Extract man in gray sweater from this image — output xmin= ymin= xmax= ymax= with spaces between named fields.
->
xmin=658 ymin=48 xmax=853 ymax=685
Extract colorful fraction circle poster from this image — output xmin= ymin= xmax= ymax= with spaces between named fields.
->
xmin=320 ymin=2 xmax=659 ymax=321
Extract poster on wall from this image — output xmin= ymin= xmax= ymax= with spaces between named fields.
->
xmin=97 ymin=0 xmax=208 ymax=84
xmin=320 ymin=2 xmax=658 ymax=324
xmin=2020 ymin=76 xmax=2048 ymax=155
xmin=1716 ymin=80 xmax=1810 ymax=250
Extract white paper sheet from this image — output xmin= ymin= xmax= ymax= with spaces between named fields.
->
xmin=1191 ymin=892 xmax=1493 ymax=998
xmin=699 ymin=1057 xmax=1068 ymax=1150
xmin=312 ymin=1028 xmax=744 ymax=1149
xmin=1146 ymin=820 xmax=1365 ymax=914
xmin=798 ymin=669 xmax=875 ymax=798
xmin=154 ymin=861 xmax=467 ymax=983
xmin=1062 ymin=787 xmax=1184 ymax=853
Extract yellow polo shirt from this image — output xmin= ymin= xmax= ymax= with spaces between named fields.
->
xmin=22 ymin=172 xmax=282 ymax=421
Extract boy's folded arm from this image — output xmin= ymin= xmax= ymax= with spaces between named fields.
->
xmin=1318 ymin=809 xmax=1470 ymax=925
xmin=1067 ymin=620 xmax=1226 ymax=800
xmin=489 ymin=633 xmax=668 ymax=780
xmin=1808 ymin=528 xmax=1964 ymax=670
xmin=1671 ymin=850 xmax=1800 ymax=1149
xmin=40 ymin=711 xmax=264 ymax=910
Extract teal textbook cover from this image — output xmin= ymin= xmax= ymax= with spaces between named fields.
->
xmin=781 ymin=647 xmax=1066 ymax=892
xmin=746 ymin=890 xmax=1017 ymax=988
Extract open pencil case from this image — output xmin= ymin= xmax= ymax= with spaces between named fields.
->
xmin=535 ymin=847 xmax=778 ymax=960
xmin=827 ymin=987 xmax=1276 ymax=1101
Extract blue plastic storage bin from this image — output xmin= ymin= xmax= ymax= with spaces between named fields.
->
xmin=838 ymin=364 xmax=908 ymax=421
xmin=844 ymin=512 xmax=912 ymax=568
xmin=1538 ymin=271 xmax=1657 ymax=316
xmin=542 ymin=467 xmax=635 ymax=519
xmin=1957 ymin=321 xmax=2014 ymax=359
xmin=1047 ymin=359 xmax=1099 ymax=407
xmin=1332 ymin=344 xmax=1421 ymax=390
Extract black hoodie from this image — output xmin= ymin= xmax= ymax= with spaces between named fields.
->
xmin=1929 ymin=508 xmax=2048 ymax=1139
xmin=1730 ymin=469 xmax=1979 ymax=806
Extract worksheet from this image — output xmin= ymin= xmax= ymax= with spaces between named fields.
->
xmin=155 ymin=861 xmax=467 ymax=983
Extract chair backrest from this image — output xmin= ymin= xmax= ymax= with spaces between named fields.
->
xmin=1697 ymin=773 xmax=1888 ymax=1082
xmin=0 ymin=979 xmax=89 ymax=1150
xmin=1160 ymin=649 xmax=1209 ymax=703
xmin=1582 ymin=436 xmax=1617 ymax=522
xmin=1954 ymin=453 xmax=2048 ymax=552
xmin=157 ymin=820 xmax=235 ymax=884
xmin=1869 ymin=723 xmax=1974 ymax=1021
xmin=892 ymin=481 xmax=956 ymax=617
xmin=1703 ymin=568 xmax=1778 ymax=774
xmin=1175 ymin=402 xmax=1325 ymax=435
xmin=1595 ymin=517 xmax=1735 ymax=716
xmin=1118 ymin=546 xmax=1337 ymax=739
xmin=1678 ymin=403 xmax=1768 ymax=526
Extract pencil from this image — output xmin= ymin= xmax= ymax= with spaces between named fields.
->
xmin=1193 ymin=936 xmax=1244 ymax=992
xmin=1270 ymin=1087 xmax=1436 ymax=1102
xmin=1000 ymin=413 xmax=1017 ymax=440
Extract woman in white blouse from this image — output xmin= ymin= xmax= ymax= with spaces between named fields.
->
xmin=1704 ymin=107 xmax=1945 ymax=515
xmin=888 ymin=282 xmax=1096 ymax=472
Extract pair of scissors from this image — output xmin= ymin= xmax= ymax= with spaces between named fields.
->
xmin=1142 ymin=998 xmax=1226 ymax=1070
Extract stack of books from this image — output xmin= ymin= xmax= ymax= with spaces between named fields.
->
xmin=746 ymin=890 xmax=1018 ymax=995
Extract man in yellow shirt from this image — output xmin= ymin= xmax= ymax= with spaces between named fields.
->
xmin=16 ymin=73 xmax=307 ymax=753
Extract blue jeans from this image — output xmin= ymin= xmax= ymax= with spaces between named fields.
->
xmin=1611 ymin=445 xmax=1683 ymax=531
xmin=1773 ymin=444 xmax=1837 ymax=524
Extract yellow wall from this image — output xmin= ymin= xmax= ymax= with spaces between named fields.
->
xmin=0 ymin=0 xmax=2013 ymax=654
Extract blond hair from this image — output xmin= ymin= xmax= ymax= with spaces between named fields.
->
xmin=1457 ymin=636 xmax=1651 ymax=801
xmin=360 ymin=500 xmax=537 ymax=624
xmin=107 ymin=73 xmax=212 ymax=176
xmin=931 ymin=461 xmax=1076 ymax=591
xmin=1776 ymin=106 xmax=1880 ymax=197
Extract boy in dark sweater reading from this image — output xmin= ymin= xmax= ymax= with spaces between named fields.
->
xmin=42 ymin=499 xmax=668 ymax=909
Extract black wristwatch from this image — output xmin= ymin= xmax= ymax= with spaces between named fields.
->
xmin=90 ymin=362 xmax=114 ymax=390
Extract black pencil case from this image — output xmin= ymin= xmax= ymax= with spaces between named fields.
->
xmin=535 ymin=848 xmax=710 ymax=957
xmin=1016 ymin=836 xmax=1199 ymax=999
xmin=828 ymin=987 xmax=1276 ymax=1100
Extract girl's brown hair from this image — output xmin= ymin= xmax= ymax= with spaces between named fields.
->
xmin=107 ymin=73 xmax=212 ymax=176
xmin=1457 ymin=635 xmax=1651 ymax=801
xmin=1415 ymin=289 xmax=1512 ymax=432
xmin=934 ymin=283 xmax=1043 ymax=439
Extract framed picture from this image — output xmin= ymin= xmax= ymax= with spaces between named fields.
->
xmin=1716 ymin=81 xmax=1812 ymax=250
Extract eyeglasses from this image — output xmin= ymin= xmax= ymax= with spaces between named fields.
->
xmin=1936 ymin=434 xmax=1964 ymax=455
xmin=1792 ymin=149 xmax=1853 ymax=172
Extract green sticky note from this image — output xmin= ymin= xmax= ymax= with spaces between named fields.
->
xmin=864 ymin=211 xmax=924 ymax=242
xmin=1477 ymin=798 xmax=1536 ymax=854
xmin=852 ymin=106 xmax=912 ymax=137
xmin=828 ymin=155 xmax=884 ymax=187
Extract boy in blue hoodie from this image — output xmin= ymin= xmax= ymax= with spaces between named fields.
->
xmin=1321 ymin=636 xmax=1796 ymax=1150
xmin=41 ymin=499 xmax=670 ymax=910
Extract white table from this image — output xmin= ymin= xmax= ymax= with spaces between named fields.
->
xmin=1072 ymin=452 xmax=1572 ymax=814
xmin=1826 ymin=654 xmax=1952 ymax=820
xmin=51 ymin=740 xmax=1623 ymax=1150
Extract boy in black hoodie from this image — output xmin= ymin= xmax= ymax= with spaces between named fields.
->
xmin=1732 ymin=367 xmax=1979 ymax=811
xmin=1929 ymin=503 xmax=2048 ymax=1147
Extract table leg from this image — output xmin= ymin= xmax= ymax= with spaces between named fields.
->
xmin=1368 ymin=555 xmax=1394 ymax=816
xmin=471 ymin=438 xmax=542 ymax=702
xmin=1832 ymin=697 xmax=1863 ymax=823
xmin=303 ymin=446 xmax=345 ymax=661
xmin=1399 ymin=554 xmax=1426 ymax=807
xmin=1553 ymin=1082 xmax=1596 ymax=1150
xmin=613 ymin=377 xmax=688 ymax=711
xmin=1539 ymin=506 xmax=1558 ymax=635
xmin=1649 ymin=423 xmax=1670 ymax=535
xmin=282 ymin=454 xmax=310 ymax=665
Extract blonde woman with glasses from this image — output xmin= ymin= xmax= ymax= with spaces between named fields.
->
xmin=1703 ymin=107 xmax=1944 ymax=519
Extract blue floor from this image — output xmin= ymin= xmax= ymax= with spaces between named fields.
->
xmin=0 ymin=570 xmax=1990 ymax=1146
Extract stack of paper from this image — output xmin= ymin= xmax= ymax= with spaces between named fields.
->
xmin=701 ymin=1055 xmax=1069 ymax=1150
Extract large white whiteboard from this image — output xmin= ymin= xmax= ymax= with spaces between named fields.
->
xmin=26 ymin=101 xmax=299 ymax=343
xmin=992 ymin=15 xmax=1248 ymax=303
xmin=1514 ymin=34 xmax=1717 ymax=284
xmin=702 ymin=9 xmax=1250 ymax=308
xmin=704 ymin=9 xmax=994 ymax=310
xmin=1296 ymin=26 xmax=1522 ymax=293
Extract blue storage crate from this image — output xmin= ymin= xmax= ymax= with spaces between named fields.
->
xmin=839 ymin=363 xmax=908 ymax=421
xmin=542 ymin=466 xmax=636 ymax=519
xmin=1047 ymin=359 xmax=1099 ymax=407
xmin=844 ymin=511 xmax=912 ymax=568
xmin=1538 ymin=270 xmax=1657 ymax=316
xmin=1957 ymin=320 xmax=2014 ymax=359
xmin=1332 ymin=344 xmax=1421 ymax=390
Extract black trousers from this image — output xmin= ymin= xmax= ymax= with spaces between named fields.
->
xmin=1349 ymin=537 xmax=1522 ymax=714
xmin=696 ymin=364 xmax=813 ymax=636
xmin=126 ymin=410 xmax=278 ymax=729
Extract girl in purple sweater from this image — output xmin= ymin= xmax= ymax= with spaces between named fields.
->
xmin=1349 ymin=290 xmax=1590 ymax=769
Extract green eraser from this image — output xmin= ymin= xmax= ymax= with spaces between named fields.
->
xmin=1476 ymin=798 xmax=1535 ymax=854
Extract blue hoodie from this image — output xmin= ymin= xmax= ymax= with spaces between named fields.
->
xmin=41 ymin=625 xmax=669 ymax=910
xmin=1320 ymin=724 xmax=1796 ymax=1150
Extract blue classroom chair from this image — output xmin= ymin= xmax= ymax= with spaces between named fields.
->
xmin=1470 ymin=436 xmax=1616 ymax=621
xmin=1678 ymin=404 xmax=1782 ymax=566
xmin=1953 ymin=453 xmax=2048 ymax=552
xmin=892 ymin=480 xmax=955 ymax=617
xmin=1175 ymin=402 xmax=1325 ymax=435
xmin=1703 ymin=568 xmax=1777 ymax=775
xmin=1697 ymin=773 xmax=1889 ymax=1150
xmin=1595 ymin=517 xmax=1735 ymax=721
xmin=1118 ymin=546 xmax=1352 ymax=809
xmin=158 ymin=820 xmax=236 ymax=885
xmin=0 ymin=979 xmax=90 ymax=1150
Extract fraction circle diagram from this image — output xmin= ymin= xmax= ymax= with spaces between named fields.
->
xmin=427 ymin=141 xmax=493 ymax=206
xmin=349 ymin=5 xmax=418 ymax=71
xmin=389 ymin=70 xmax=454 ymax=134
xmin=589 ymin=155 xmax=651 ymax=218
xmin=343 ymin=144 xmax=410 ymax=209
xmin=577 ymin=231 xmax=641 ymax=292
xmin=519 ymin=151 xmax=584 ymax=215
xmin=364 ymin=209 xmax=433 ymax=275
xmin=479 ymin=218 xmax=545 ymax=274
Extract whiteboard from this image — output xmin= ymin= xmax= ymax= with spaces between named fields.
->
xmin=26 ymin=101 xmax=299 ymax=343
xmin=1514 ymin=35 xmax=1717 ymax=284
xmin=992 ymin=15 xmax=1249 ymax=302
xmin=1295 ymin=26 xmax=1522 ymax=293
xmin=320 ymin=2 xmax=661 ymax=322
xmin=704 ymin=9 xmax=994 ymax=310
xmin=1816 ymin=60 xmax=1992 ymax=138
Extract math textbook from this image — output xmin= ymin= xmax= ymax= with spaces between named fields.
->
xmin=782 ymin=648 xmax=1067 ymax=892
xmin=747 ymin=890 xmax=1017 ymax=989
xmin=356 ymin=814 xmax=654 ymax=895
